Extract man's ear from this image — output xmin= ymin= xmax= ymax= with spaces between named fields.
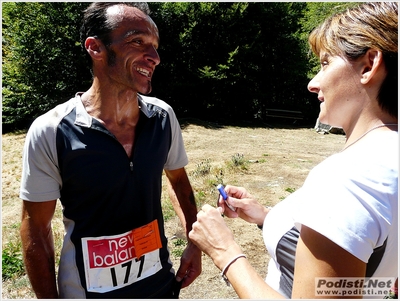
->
xmin=85 ymin=37 xmax=105 ymax=61
xmin=360 ymin=49 xmax=384 ymax=85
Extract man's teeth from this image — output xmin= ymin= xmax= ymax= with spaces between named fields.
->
xmin=136 ymin=68 xmax=150 ymax=77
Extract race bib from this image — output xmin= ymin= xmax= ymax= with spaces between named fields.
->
xmin=82 ymin=220 xmax=163 ymax=293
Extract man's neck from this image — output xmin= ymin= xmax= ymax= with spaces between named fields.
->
xmin=81 ymin=83 xmax=141 ymax=128
xmin=81 ymin=82 xmax=143 ymax=157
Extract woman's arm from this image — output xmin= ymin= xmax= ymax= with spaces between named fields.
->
xmin=292 ymin=225 xmax=366 ymax=299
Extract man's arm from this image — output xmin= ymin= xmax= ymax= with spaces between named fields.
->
xmin=165 ymin=168 xmax=197 ymax=234
xmin=164 ymin=168 xmax=201 ymax=288
xmin=20 ymin=200 xmax=59 ymax=298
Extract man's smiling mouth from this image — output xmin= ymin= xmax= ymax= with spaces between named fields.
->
xmin=136 ymin=67 xmax=150 ymax=78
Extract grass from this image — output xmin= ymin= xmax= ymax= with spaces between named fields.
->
xmin=227 ymin=153 xmax=248 ymax=171
xmin=2 ymin=125 xmax=345 ymax=299
xmin=2 ymin=241 xmax=24 ymax=280
xmin=166 ymin=152 xmax=256 ymax=259
xmin=0 ymin=145 xmax=254 ymax=294
xmin=285 ymin=187 xmax=296 ymax=194
xmin=163 ymin=154 xmax=252 ymax=262
xmin=190 ymin=159 xmax=212 ymax=178
xmin=187 ymin=154 xmax=252 ymax=208
xmin=171 ymin=238 xmax=187 ymax=258
xmin=161 ymin=194 xmax=176 ymax=222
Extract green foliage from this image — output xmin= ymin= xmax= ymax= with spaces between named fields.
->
xmin=2 ymin=2 xmax=359 ymax=131
xmin=150 ymin=2 xmax=314 ymax=122
xmin=2 ymin=2 xmax=91 ymax=131
xmin=171 ymin=238 xmax=187 ymax=258
xmin=161 ymin=197 xmax=175 ymax=222
xmin=298 ymin=2 xmax=362 ymax=78
xmin=2 ymin=241 xmax=25 ymax=280
xmin=285 ymin=187 xmax=296 ymax=194
xmin=195 ymin=190 xmax=207 ymax=203
xmin=190 ymin=159 xmax=212 ymax=178
xmin=227 ymin=153 xmax=248 ymax=171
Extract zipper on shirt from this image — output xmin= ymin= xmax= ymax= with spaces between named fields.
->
xmin=129 ymin=161 xmax=133 ymax=172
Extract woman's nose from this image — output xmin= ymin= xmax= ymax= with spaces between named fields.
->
xmin=307 ymin=72 xmax=320 ymax=94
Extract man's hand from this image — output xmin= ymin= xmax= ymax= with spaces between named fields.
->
xmin=174 ymin=241 xmax=202 ymax=288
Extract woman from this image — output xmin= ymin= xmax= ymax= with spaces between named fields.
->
xmin=189 ymin=2 xmax=398 ymax=299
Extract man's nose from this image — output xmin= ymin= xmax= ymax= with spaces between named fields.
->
xmin=146 ymin=46 xmax=160 ymax=66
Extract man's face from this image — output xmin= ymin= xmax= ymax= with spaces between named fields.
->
xmin=102 ymin=5 xmax=160 ymax=95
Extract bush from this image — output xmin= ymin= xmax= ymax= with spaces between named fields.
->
xmin=2 ymin=242 xmax=25 ymax=280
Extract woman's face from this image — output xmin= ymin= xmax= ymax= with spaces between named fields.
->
xmin=307 ymin=52 xmax=366 ymax=130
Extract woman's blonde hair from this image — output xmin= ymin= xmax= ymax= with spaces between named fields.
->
xmin=309 ymin=2 xmax=398 ymax=117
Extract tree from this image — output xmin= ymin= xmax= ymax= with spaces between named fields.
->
xmin=150 ymin=2 xmax=312 ymax=123
xmin=2 ymin=2 xmax=91 ymax=131
xmin=2 ymin=2 xmax=359 ymax=131
xmin=298 ymin=2 xmax=361 ymax=78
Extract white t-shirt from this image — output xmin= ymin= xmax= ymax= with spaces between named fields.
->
xmin=263 ymin=131 xmax=398 ymax=298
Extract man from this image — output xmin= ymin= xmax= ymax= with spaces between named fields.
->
xmin=19 ymin=2 xmax=201 ymax=298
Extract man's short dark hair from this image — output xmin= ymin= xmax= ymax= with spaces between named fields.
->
xmin=80 ymin=2 xmax=151 ymax=66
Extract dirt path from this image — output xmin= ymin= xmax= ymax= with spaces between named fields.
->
xmin=165 ymin=121 xmax=345 ymax=299
xmin=1 ymin=122 xmax=345 ymax=299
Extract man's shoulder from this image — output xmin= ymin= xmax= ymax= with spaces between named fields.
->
xmin=138 ymin=95 xmax=176 ymax=119
xmin=139 ymin=95 xmax=173 ymax=111
xmin=28 ymin=96 xmax=78 ymax=134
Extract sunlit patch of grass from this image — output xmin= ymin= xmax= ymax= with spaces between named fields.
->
xmin=171 ymin=238 xmax=187 ymax=258
xmin=2 ymin=240 xmax=24 ymax=280
xmin=226 ymin=153 xmax=248 ymax=171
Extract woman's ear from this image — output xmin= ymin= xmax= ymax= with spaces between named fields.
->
xmin=360 ymin=49 xmax=384 ymax=85
xmin=85 ymin=37 xmax=105 ymax=61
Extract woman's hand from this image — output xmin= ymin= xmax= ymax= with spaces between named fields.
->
xmin=189 ymin=204 xmax=242 ymax=270
xmin=218 ymin=185 xmax=269 ymax=226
